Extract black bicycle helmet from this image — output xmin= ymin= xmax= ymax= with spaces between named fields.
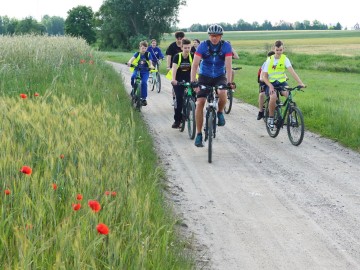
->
xmin=207 ymin=24 xmax=223 ymax=35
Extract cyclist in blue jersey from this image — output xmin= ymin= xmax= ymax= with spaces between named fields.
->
xmin=147 ymin=39 xmax=164 ymax=67
xmin=127 ymin=40 xmax=154 ymax=106
xmin=190 ymin=24 xmax=235 ymax=147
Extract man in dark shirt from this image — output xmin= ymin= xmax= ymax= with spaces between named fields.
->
xmin=166 ymin=31 xmax=185 ymax=105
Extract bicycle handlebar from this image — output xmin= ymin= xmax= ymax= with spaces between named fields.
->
xmin=232 ymin=67 xmax=242 ymax=70
xmin=125 ymin=63 xmax=157 ymax=72
xmin=274 ymin=85 xmax=306 ymax=92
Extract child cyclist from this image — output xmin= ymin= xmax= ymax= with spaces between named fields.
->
xmin=170 ymin=38 xmax=194 ymax=128
xmin=262 ymin=40 xmax=305 ymax=129
xmin=147 ymin=39 xmax=164 ymax=69
xmin=127 ymin=40 xmax=155 ymax=106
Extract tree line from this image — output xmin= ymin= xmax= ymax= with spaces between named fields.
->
xmin=0 ymin=0 xmax=346 ymax=51
xmin=185 ymin=19 xmax=343 ymax=32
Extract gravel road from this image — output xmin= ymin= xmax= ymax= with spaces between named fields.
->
xmin=110 ymin=62 xmax=360 ymax=270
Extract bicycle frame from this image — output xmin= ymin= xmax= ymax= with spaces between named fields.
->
xmin=264 ymin=85 xmax=305 ymax=145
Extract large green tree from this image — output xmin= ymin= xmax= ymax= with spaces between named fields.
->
xmin=98 ymin=0 xmax=186 ymax=50
xmin=65 ymin=6 xmax=96 ymax=44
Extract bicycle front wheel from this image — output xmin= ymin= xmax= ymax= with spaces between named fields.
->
xmin=266 ymin=106 xmax=280 ymax=138
xmin=207 ymin=110 xmax=215 ymax=163
xmin=179 ymin=99 xmax=186 ymax=132
xmin=287 ymin=106 xmax=304 ymax=146
xmin=155 ymin=73 xmax=161 ymax=93
xmin=187 ymin=99 xmax=196 ymax=139
xmin=224 ymin=89 xmax=233 ymax=114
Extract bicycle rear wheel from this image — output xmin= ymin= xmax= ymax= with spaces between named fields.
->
xmin=224 ymin=89 xmax=233 ymax=114
xmin=207 ymin=110 xmax=215 ymax=163
xmin=265 ymin=106 xmax=281 ymax=137
xmin=287 ymin=106 xmax=304 ymax=146
xmin=187 ymin=99 xmax=196 ymax=139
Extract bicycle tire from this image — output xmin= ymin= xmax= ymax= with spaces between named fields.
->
xmin=156 ymin=73 xmax=161 ymax=93
xmin=224 ymin=89 xmax=233 ymax=114
xmin=187 ymin=99 xmax=196 ymax=139
xmin=287 ymin=106 xmax=304 ymax=146
xmin=265 ymin=106 xmax=281 ymax=138
xmin=134 ymin=85 xmax=142 ymax=111
xmin=207 ymin=110 xmax=214 ymax=163
xmin=149 ymin=75 xmax=154 ymax=91
xmin=180 ymin=99 xmax=186 ymax=132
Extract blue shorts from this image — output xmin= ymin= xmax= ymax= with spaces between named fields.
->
xmin=265 ymin=81 xmax=288 ymax=96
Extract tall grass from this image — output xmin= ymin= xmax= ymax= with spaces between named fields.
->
xmin=0 ymin=35 xmax=193 ymax=269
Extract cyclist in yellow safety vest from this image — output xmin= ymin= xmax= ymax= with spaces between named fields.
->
xmin=262 ymin=40 xmax=306 ymax=129
xmin=127 ymin=40 xmax=154 ymax=106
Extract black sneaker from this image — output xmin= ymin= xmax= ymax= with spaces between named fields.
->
xmin=172 ymin=121 xmax=180 ymax=128
xmin=257 ymin=111 xmax=264 ymax=120
xmin=141 ymin=99 xmax=147 ymax=106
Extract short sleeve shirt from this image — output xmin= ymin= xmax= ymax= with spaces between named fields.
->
xmin=166 ymin=42 xmax=183 ymax=68
xmin=147 ymin=47 xmax=164 ymax=61
xmin=133 ymin=52 xmax=153 ymax=69
xmin=195 ymin=40 xmax=233 ymax=78
xmin=263 ymin=56 xmax=292 ymax=72
xmin=172 ymin=52 xmax=194 ymax=82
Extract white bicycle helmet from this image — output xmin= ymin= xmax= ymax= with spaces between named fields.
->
xmin=207 ymin=24 xmax=223 ymax=35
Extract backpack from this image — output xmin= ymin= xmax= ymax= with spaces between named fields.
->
xmin=202 ymin=40 xmax=225 ymax=59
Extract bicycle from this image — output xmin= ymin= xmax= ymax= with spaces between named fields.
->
xmin=224 ymin=67 xmax=241 ymax=114
xmin=199 ymin=84 xmax=231 ymax=163
xmin=126 ymin=63 xmax=156 ymax=111
xmin=149 ymin=60 xmax=161 ymax=93
xmin=263 ymin=85 xmax=306 ymax=146
xmin=177 ymin=81 xmax=196 ymax=139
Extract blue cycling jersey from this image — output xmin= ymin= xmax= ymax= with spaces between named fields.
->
xmin=195 ymin=40 xmax=232 ymax=78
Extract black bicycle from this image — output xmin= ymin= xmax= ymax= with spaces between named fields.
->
xmin=264 ymin=85 xmax=306 ymax=146
xmin=200 ymin=84 xmax=231 ymax=163
xmin=127 ymin=64 xmax=155 ymax=111
xmin=149 ymin=60 xmax=161 ymax=93
xmin=177 ymin=81 xmax=196 ymax=139
xmin=224 ymin=67 xmax=241 ymax=114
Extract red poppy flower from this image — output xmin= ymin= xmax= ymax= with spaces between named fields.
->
xmin=20 ymin=166 xmax=32 ymax=175
xmin=76 ymin=194 xmax=83 ymax=200
xmin=104 ymin=191 xmax=110 ymax=196
xmin=111 ymin=191 xmax=116 ymax=197
xmin=72 ymin=203 xmax=81 ymax=211
xmin=4 ymin=189 xmax=11 ymax=195
xmin=96 ymin=223 xmax=109 ymax=235
xmin=59 ymin=154 xmax=64 ymax=159
xmin=88 ymin=200 xmax=101 ymax=212
xmin=20 ymin=93 xmax=27 ymax=99
xmin=80 ymin=59 xmax=86 ymax=64
xmin=52 ymin=183 xmax=57 ymax=190
xmin=89 ymin=60 xmax=94 ymax=64
xmin=34 ymin=92 xmax=39 ymax=97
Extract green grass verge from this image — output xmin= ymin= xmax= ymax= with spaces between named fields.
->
xmin=0 ymin=36 xmax=194 ymax=269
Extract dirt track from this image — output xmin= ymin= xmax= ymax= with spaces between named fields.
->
xmin=110 ymin=62 xmax=360 ymax=270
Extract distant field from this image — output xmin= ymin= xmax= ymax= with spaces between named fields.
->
xmin=161 ymin=30 xmax=360 ymax=56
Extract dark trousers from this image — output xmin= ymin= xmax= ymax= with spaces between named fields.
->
xmin=173 ymin=85 xmax=184 ymax=122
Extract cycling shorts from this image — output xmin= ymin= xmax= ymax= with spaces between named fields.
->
xmin=265 ymin=81 xmax=288 ymax=96
xmin=196 ymin=74 xmax=227 ymax=98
